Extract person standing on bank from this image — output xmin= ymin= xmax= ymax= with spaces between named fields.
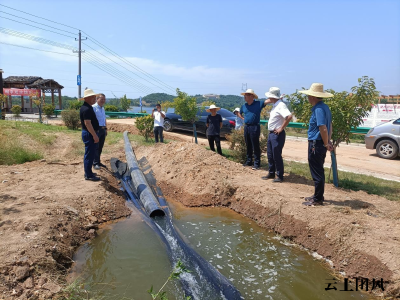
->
xmin=151 ymin=104 xmax=166 ymax=143
xmin=299 ymin=83 xmax=334 ymax=206
xmin=206 ymin=104 xmax=223 ymax=155
xmin=93 ymin=93 xmax=107 ymax=170
xmin=238 ymin=89 xmax=270 ymax=170
xmin=80 ymin=88 xmax=100 ymax=181
xmin=261 ymin=87 xmax=292 ymax=182
xmin=233 ymin=108 xmax=244 ymax=130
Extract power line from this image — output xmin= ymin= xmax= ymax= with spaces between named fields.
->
xmin=0 ymin=11 xmax=77 ymax=35
xmin=0 ymin=3 xmax=80 ymax=31
xmin=0 ymin=16 xmax=76 ymax=39
xmin=0 ymin=41 xmax=78 ymax=56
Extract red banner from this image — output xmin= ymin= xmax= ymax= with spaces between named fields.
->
xmin=3 ymin=88 xmax=41 ymax=97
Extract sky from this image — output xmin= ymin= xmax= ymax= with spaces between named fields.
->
xmin=0 ymin=0 xmax=399 ymax=99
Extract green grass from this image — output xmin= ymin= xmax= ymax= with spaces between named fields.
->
xmin=0 ymin=142 xmax=43 ymax=165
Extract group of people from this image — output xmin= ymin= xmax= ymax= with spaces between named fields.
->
xmin=236 ymin=83 xmax=333 ymax=206
xmin=80 ymin=82 xmax=333 ymax=206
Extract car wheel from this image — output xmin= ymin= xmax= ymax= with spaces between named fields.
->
xmin=376 ymin=140 xmax=399 ymax=159
xmin=164 ymin=119 xmax=173 ymax=132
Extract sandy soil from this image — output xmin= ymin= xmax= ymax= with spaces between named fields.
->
xmin=0 ymin=134 xmax=130 ymax=299
xmin=135 ymin=141 xmax=400 ymax=298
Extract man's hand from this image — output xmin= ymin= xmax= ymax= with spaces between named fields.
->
xmin=273 ymin=127 xmax=283 ymax=135
xmin=326 ymin=141 xmax=334 ymax=152
xmin=93 ymin=134 xmax=99 ymax=143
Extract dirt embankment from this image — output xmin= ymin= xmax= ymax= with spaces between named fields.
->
xmin=136 ymin=141 xmax=400 ymax=298
xmin=0 ymin=139 xmax=130 ymax=299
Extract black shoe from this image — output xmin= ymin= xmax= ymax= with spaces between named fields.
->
xmin=93 ymin=164 xmax=101 ymax=170
xmin=261 ymin=173 xmax=275 ymax=180
xmin=304 ymin=196 xmax=314 ymax=201
xmin=252 ymin=166 xmax=260 ymax=170
xmin=85 ymin=176 xmax=100 ymax=181
xmin=302 ymin=199 xmax=323 ymax=206
xmin=242 ymin=162 xmax=253 ymax=167
xmin=273 ymin=177 xmax=283 ymax=183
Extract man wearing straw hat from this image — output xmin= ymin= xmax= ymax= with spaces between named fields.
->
xmin=238 ymin=89 xmax=270 ymax=170
xmin=299 ymin=83 xmax=334 ymax=206
xmin=206 ymin=104 xmax=223 ymax=155
xmin=80 ymin=88 xmax=100 ymax=181
xmin=261 ymin=87 xmax=292 ymax=182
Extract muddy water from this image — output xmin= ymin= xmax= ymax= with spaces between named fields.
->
xmin=71 ymin=200 xmax=371 ymax=300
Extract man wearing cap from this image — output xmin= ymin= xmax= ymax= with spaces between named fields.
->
xmin=238 ymin=89 xmax=270 ymax=170
xmin=233 ymin=108 xmax=244 ymax=130
xmin=206 ymin=104 xmax=223 ymax=155
xmin=80 ymin=89 xmax=100 ymax=181
xmin=93 ymin=93 xmax=107 ymax=170
xmin=261 ymin=87 xmax=292 ymax=182
xmin=299 ymin=83 xmax=334 ymax=206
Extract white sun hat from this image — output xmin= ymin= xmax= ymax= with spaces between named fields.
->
xmin=80 ymin=88 xmax=97 ymax=100
xmin=233 ymin=107 xmax=240 ymax=113
xmin=206 ymin=104 xmax=221 ymax=112
xmin=298 ymin=83 xmax=333 ymax=98
xmin=240 ymin=88 xmax=258 ymax=99
xmin=265 ymin=87 xmax=281 ymax=99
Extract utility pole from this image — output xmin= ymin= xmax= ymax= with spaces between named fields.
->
xmin=0 ymin=69 xmax=4 ymax=120
xmin=73 ymin=31 xmax=87 ymax=98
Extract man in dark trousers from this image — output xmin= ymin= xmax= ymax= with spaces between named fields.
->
xmin=238 ymin=89 xmax=270 ymax=170
xmin=151 ymin=103 xmax=166 ymax=143
xmin=206 ymin=104 xmax=223 ymax=155
xmin=262 ymin=87 xmax=292 ymax=182
xmin=92 ymin=93 xmax=107 ymax=169
xmin=299 ymin=83 xmax=334 ymax=206
xmin=80 ymin=88 xmax=100 ymax=181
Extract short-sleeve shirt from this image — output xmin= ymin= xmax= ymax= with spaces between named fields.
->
xmin=235 ymin=116 xmax=244 ymax=130
xmin=240 ymin=100 xmax=265 ymax=125
xmin=268 ymin=100 xmax=291 ymax=131
xmin=92 ymin=103 xmax=106 ymax=126
xmin=206 ymin=114 xmax=222 ymax=136
xmin=308 ymin=101 xmax=332 ymax=140
xmin=153 ymin=111 xmax=166 ymax=127
xmin=80 ymin=102 xmax=99 ymax=131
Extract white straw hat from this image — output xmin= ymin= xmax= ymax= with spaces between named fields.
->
xmin=240 ymin=88 xmax=258 ymax=99
xmin=233 ymin=107 xmax=240 ymax=113
xmin=265 ymin=87 xmax=281 ymax=99
xmin=80 ymin=88 xmax=97 ymax=100
xmin=206 ymin=104 xmax=221 ymax=112
xmin=298 ymin=83 xmax=333 ymax=98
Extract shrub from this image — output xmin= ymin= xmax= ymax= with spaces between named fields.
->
xmin=61 ymin=109 xmax=81 ymax=130
xmin=67 ymin=100 xmax=83 ymax=110
xmin=11 ymin=105 xmax=22 ymax=117
xmin=43 ymin=104 xmax=55 ymax=117
xmin=135 ymin=115 xmax=154 ymax=141
xmin=226 ymin=125 xmax=269 ymax=163
xmin=104 ymin=105 xmax=119 ymax=112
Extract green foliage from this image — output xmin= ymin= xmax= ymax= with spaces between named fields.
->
xmin=11 ymin=105 xmax=22 ymax=117
xmin=68 ymin=100 xmax=83 ymax=110
xmin=148 ymin=259 xmax=192 ymax=300
xmin=226 ymin=126 xmax=268 ymax=163
xmin=135 ymin=115 xmax=154 ymax=141
xmin=133 ymin=93 xmax=175 ymax=106
xmin=287 ymin=76 xmax=378 ymax=148
xmin=43 ymin=104 xmax=55 ymax=117
xmin=104 ymin=105 xmax=119 ymax=112
xmin=0 ymin=134 xmax=42 ymax=165
xmin=173 ymin=89 xmax=198 ymax=123
xmin=120 ymin=94 xmax=131 ymax=112
xmin=62 ymin=110 xmax=81 ymax=130
xmin=200 ymin=100 xmax=216 ymax=106
xmin=161 ymin=101 xmax=174 ymax=113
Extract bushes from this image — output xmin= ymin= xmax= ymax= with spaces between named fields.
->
xmin=43 ymin=104 xmax=55 ymax=117
xmin=135 ymin=115 xmax=154 ymax=141
xmin=61 ymin=110 xmax=81 ymax=130
xmin=11 ymin=105 xmax=22 ymax=117
xmin=226 ymin=125 xmax=269 ymax=163
xmin=67 ymin=100 xmax=83 ymax=110
xmin=104 ymin=105 xmax=119 ymax=112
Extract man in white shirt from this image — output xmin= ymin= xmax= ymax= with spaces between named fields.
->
xmin=92 ymin=93 xmax=107 ymax=169
xmin=151 ymin=103 xmax=166 ymax=143
xmin=261 ymin=87 xmax=292 ymax=182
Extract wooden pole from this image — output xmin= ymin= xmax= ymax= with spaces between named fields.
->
xmin=58 ymin=89 xmax=62 ymax=110
xmin=51 ymin=90 xmax=55 ymax=106
xmin=21 ymin=95 xmax=24 ymax=111
xmin=29 ymin=95 xmax=33 ymax=112
xmin=8 ymin=95 xmax=12 ymax=111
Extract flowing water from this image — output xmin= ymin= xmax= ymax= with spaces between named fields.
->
xmin=70 ymin=200 xmax=372 ymax=300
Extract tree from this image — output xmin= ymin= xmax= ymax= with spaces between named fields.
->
xmin=173 ymin=88 xmax=199 ymax=144
xmin=135 ymin=115 xmax=154 ymax=141
xmin=200 ymin=100 xmax=216 ymax=107
xmin=287 ymin=76 xmax=378 ymax=185
xmin=160 ymin=101 xmax=174 ymax=113
xmin=0 ymin=94 xmax=7 ymax=120
xmin=120 ymin=94 xmax=131 ymax=112
xmin=11 ymin=105 xmax=22 ymax=117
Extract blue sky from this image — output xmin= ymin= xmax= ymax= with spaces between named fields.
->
xmin=0 ymin=0 xmax=399 ymax=99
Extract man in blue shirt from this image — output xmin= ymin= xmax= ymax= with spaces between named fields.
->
xmin=299 ymin=83 xmax=334 ymax=206
xmin=238 ymin=89 xmax=270 ymax=170
xmin=92 ymin=93 xmax=107 ymax=170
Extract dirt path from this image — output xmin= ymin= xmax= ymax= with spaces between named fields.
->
xmin=136 ymin=141 xmax=400 ymax=298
